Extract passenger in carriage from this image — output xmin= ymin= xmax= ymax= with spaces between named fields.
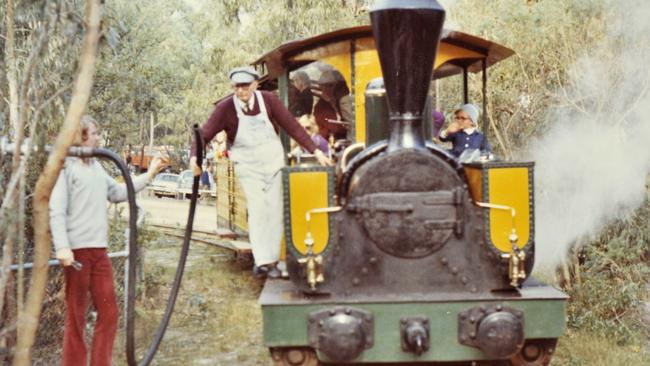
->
xmin=431 ymin=110 xmax=445 ymax=143
xmin=289 ymin=70 xmax=314 ymax=118
xmin=438 ymin=103 xmax=491 ymax=157
xmin=293 ymin=114 xmax=329 ymax=154
xmin=313 ymin=69 xmax=353 ymax=141
xmin=189 ymin=66 xmax=332 ymax=279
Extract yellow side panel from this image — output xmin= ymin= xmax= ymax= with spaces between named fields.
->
xmin=354 ymin=48 xmax=383 ymax=143
xmin=322 ymin=53 xmax=352 ymax=89
xmin=463 ymin=167 xmax=483 ymax=203
xmin=488 ymin=168 xmax=530 ymax=252
xmin=288 ymin=171 xmax=330 ymax=255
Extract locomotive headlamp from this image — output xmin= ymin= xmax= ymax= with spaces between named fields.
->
xmin=308 ymin=307 xmax=374 ymax=362
xmin=458 ymin=304 xmax=525 ymax=359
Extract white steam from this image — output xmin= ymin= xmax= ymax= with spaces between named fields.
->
xmin=530 ymin=0 xmax=650 ymax=270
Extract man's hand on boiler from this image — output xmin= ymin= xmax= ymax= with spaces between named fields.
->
xmin=314 ymin=149 xmax=333 ymax=167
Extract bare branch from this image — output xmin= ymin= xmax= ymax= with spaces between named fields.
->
xmin=12 ymin=3 xmax=59 ymax=170
xmin=0 ymin=0 xmax=18 ymax=334
xmin=13 ymin=0 xmax=103 ymax=364
xmin=0 ymin=163 xmax=25 ymax=318
xmin=33 ymin=83 xmax=73 ymax=116
xmin=5 ymin=0 xmax=19 ymax=165
xmin=14 ymin=175 xmax=26 ymax=328
xmin=0 ymin=323 xmax=17 ymax=340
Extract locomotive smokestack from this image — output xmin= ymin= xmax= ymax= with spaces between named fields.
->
xmin=370 ymin=0 xmax=445 ymax=152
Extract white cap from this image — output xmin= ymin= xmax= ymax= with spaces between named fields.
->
xmin=229 ymin=66 xmax=259 ymax=83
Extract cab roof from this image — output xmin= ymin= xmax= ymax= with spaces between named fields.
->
xmin=252 ymin=25 xmax=514 ymax=88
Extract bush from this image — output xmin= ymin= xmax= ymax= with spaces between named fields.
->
xmin=565 ymin=191 xmax=650 ymax=344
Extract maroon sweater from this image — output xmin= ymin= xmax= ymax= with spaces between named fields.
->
xmin=191 ymin=91 xmax=317 ymax=157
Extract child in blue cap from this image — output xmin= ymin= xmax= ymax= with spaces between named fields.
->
xmin=439 ymin=103 xmax=491 ymax=157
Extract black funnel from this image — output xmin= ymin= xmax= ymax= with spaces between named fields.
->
xmin=370 ymin=0 xmax=445 ymax=152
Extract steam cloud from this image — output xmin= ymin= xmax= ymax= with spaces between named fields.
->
xmin=529 ymin=0 xmax=650 ymax=270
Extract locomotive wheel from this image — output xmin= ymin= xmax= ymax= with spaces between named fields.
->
xmin=270 ymin=347 xmax=319 ymax=366
xmin=509 ymin=338 xmax=558 ymax=366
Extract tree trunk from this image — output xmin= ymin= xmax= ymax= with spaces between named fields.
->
xmin=12 ymin=1 xmax=102 ymax=364
xmin=149 ymin=111 xmax=155 ymax=152
xmin=139 ymin=114 xmax=144 ymax=142
xmin=0 ymin=0 xmax=18 ymax=341
xmin=16 ymin=173 xmax=26 ymax=316
xmin=5 ymin=0 xmax=19 ymax=170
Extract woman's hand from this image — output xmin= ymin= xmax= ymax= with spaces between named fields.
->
xmin=147 ymin=157 xmax=168 ymax=179
xmin=314 ymin=149 xmax=333 ymax=167
xmin=56 ymin=248 xmax=75 ymax=267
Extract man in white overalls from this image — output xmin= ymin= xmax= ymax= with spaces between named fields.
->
xmin=190 ymin=66 xmax=332 ymax=278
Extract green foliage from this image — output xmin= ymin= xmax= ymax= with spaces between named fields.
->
xmin=554 ymin=329 xmax=650 ymax=366
xmin=565 ymin=193 xmax=650 ymax=344
xmin=0 ymin=0 xmax=90 ymax=147
xmin=439 ymin=0 xmax=607 ymax=158
xmin=90 ymin=0 xmax=367 ymax=159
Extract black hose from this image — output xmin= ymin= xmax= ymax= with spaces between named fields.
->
xmin=125 ymin=125 xmax=204 ymax=366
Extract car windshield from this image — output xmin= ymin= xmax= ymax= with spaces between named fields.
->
xmin=180 ymin=170 xmax=193 ymax=181
xmin=155 ymin=174 xmax=179 ymax=182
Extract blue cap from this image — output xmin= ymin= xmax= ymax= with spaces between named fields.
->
xmin=455 ymin=103 xmax=479 ymax=125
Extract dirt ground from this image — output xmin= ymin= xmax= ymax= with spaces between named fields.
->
xmin=118 ymin=192 xmax=220 ymax=232
xmin=112 ymin=194 xmax=272 ymax=365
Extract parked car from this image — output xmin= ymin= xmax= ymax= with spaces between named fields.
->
xmin=178 ymin=169 xmax=215 ymax=199
xmin=150 ymin=173 xmax=180 ymax=198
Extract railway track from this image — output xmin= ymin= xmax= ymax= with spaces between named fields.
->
xmin=150 ymin=223 xmax=253 ymax=263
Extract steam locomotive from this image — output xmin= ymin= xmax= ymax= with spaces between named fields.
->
xmin=249 ymin=1 xmax=568 ymax=365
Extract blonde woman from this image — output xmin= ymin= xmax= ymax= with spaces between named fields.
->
xmin=49 ymin=116 xmax=166 ymax=366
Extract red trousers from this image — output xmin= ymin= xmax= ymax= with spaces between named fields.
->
xmin=62 ymin=248 xmax=118 ymax=366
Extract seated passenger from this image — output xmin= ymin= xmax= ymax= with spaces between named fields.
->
xmin=289 ymin=71 xmax=314 ymax=117
xmin=313 ymin=69 xmax=352 ymax=141
xmin=292 ymin=115 xmax=329 ymax=155
xmin=432 ymin=110 xmax=445 ymax=143
xmin=439 ymin=104 xmax=491 ymax=157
